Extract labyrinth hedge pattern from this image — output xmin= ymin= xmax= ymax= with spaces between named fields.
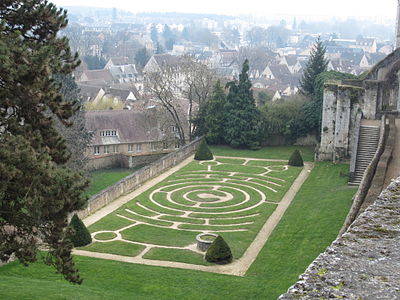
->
xmin=83 ymin=157 xmax=302 ymax=265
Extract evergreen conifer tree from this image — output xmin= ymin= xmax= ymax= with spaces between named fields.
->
xmin=288 ymin=149 xmax=304 ymax=167
xmin=299 ymin=37 xmax=329 ymax=98
xmin=194 ymin=139 xmax=214 ymax=160
xmin=69 ymin=214 xmax=92 ymax=247
xmin=205 ymin=235 xmax=233 ymax=264
xmin=0 ymin=0 xmax=88 ymax=284
xmin=204 ymin=80 xmax=227 ymax=144
xmin=224 ymin=60 xmax=260 ymax=148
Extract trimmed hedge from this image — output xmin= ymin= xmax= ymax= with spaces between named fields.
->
xmin=205 ymin=235 xmax=232 ymax=264
xmin=69 ymin=214 xmax=92 ymax=247
xmin=288 ymin=149 xmax=304 ymax=167
xmin=194 ymin=139 xmax=214 ymax=161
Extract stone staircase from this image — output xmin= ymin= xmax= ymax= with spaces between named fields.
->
xmin=350 ymin=125 xmax=380 ymax=185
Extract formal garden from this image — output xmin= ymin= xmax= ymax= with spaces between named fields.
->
xmin=0 ymin=146 xmax=358 ymax=299
xmin=79 ymin=155 xmax=302 ymax=267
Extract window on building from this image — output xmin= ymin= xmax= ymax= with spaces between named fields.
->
xmin=104 ymin=145 xmax=109 ymax=154
xmin=163 ymin=142 xmax=168 ymax=149
xmin=94 ymin=146 xmax=100 ymax=155
xmin=151 ymin=143 xmax=156 ymax=151
xmin=174 ymin=141 xmax=180 ymax=149
xmin=136 ymin=144 xmax=142 ymax=152
xmin=112 ymin=145 xmax=118 ymax=153
xmin=128 ymin=144 xmax=133 ymax=152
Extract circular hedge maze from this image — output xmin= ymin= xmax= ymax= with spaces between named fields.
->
xmin=84 ymin=157 xmax=303 ymax=265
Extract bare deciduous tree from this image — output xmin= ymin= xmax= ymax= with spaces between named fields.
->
xmin=145 ymin=55 xmax=217 ymax=145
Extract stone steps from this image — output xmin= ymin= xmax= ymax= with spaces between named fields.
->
xmin=349 ymin=125 xmax=380 ymax=185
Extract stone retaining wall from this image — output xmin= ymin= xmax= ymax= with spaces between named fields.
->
xmin=77 ymin=138 xmax=202 ymax=219
xmin=278 ymin=176 xmax=400 ymax=300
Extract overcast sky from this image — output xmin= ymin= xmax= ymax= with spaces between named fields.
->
xmin=52 ymin=0 xmax=397 ymax=19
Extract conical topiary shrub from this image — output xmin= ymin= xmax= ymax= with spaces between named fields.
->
xmin=288 ymin=149 xmax=304 ymax=167
xmin=194 ymin=139 xmax=214 ymax=161
xmin=69 ymin=214 xmax=92 ymax=247
xmin=205 ymin=235 xmax=232 ymax=264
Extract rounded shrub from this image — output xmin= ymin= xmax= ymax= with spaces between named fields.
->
xmin=205 ymin=235 xmax=232 ymax=264
xmin=194 ymin=139 xmax=214 ymax=161
xmin=69 ymin=214 xmax=92 ymax=247
xmin=288 ymin=149 xmax=304 ymax=167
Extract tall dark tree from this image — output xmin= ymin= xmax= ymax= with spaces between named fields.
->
xmin=83 ymin=55 xmax=106 ymax=70
xmin=150 ymin=23 xmax=158 ymax=44
xmin=299 ymin=37 xmax=329 ymax=98
xmin=0 ymin=0 xmax=88 ymax=283
xmin=135 ymin=47 xmax=150 ymax=69
xmin=204 ymin=80 xmax=227 ymax=144
xmin=224 ymin=60 xmax=260 ymax=148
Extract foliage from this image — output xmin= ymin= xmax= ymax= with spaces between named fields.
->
xmin=299 ymin=37 xmax=329 ymax=98
xmin=205 ymin=235 xmax=233 ymax=264
xmin=83 ymin=55 xmax=106 ymax=70
xmin=150 ymin=23 xmax=158 ymax=43
xmin=288 ymin=150 xmax=304 ymax=167
xmin=203 ymin=80 xmax=227 ymax=144
xmin=265 ymin=25 xmax=290 ymax=48
xmin=0 ymin=0 xmax=88 ymax=283
xmin=224 ymin=60 xmax=260 ymax=148
xmin=146 ymin=56 xmax=216 ymax=145
xmin=194 ymin=139 xmax=214 ymax=160
xmin=53 ymin=74 xmax=92 ymax=171
xmin=260 ymin=98 xmax=308 ymax=143
xmin=303 ymin=71 xmax=357 ymax=134
xmin=69 ymin=214 xmax=92 ymax=247
xmin=135 ymin=47 xmax=151 ymax=68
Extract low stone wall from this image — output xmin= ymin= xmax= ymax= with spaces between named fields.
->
xmin=77 ymin=138 xmax=202 ymax=219
xmin=360 ymin=117 xmax=395 ymax=212
xmin=348 ymin=111 xmax=362 ymax=181
xmin=338 ymin=116 xmax=386 ymax=236
xmin=87 ymin=152 xmax=167 ymax=170
xmin=278 ymin=176 xmax=400 ymax=300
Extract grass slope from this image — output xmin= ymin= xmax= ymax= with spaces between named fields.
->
xmin=210 ymin=145 xmax=314 ymax=162
xmin=0 ymin=162 xmax=355 ymax=300
xmin=84 ymin=168 xmax=137 ymax=197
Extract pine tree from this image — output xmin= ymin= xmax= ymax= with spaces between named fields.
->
xmin=224 ymin=60 xmax=260 ymax=148
xmin=204 ymin=80 xmax=227 ymax=144
xmin=0 ymin=0 xmax=88 ymax=284
xmin=299 ymin=37 xmax=329 ymax=98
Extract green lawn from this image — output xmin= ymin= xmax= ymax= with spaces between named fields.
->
xmin=82 ymin=157 xmax=300 ymax=262
xmin=0 ymin=162 xmax=356 ymax=300
xmin=84 ymin=168 xmax=138 ymax=197
xmin=210 ymin=145 xmax=315 ymax=162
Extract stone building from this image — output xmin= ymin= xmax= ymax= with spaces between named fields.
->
xmin=317 ymin=48 xmax=400 ymax=164
xmin=85 ymin=109 xmax=181 ymax=170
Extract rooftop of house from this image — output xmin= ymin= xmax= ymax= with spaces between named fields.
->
xmin=86 ymin=110 xmax=163 ymax=145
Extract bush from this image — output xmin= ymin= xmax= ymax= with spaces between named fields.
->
xmin=288 ymin=149 xmax=304 ymax=167
xmin=205 ymin=235 xmax=232 ymax=264
xmin=69 ymin=214 xmax=92 ymax=247
xmin=194 ymin=139 xmax=213 ymax=160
